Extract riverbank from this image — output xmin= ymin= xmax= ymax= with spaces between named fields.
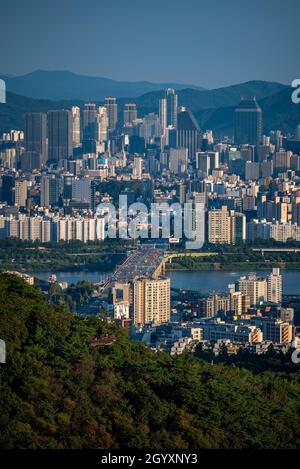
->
xmin=168 ymin=269 xmax=300 ymax=295
xmin=25 ymin=268 xmax=300 ymax=295
xmin=166 ymin=247 xmax=300 ymax=271
xmin=166 ymin=262 xmax=300 ymax=271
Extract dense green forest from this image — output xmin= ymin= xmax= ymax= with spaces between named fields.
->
xmin=1 ymin=272 xmax=300 ymax=449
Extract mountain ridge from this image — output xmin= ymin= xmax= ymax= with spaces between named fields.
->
xmin=0 ymin=81 xmax=297 ymax=137
xmin=0 ymin=70 xmax=204 ymax=101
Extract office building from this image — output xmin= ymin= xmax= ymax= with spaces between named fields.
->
xmin=47 ymin=110 xmax=72 ymax=161
xmin=166 ymin=88 xmax=178 ymax=128
xmin=176 ymin=107 xmax=202 ymax=161
xmin=230 ymin=211 xmax=246 ymax=243
xmin=123 ymin=103 xmax=137 ymax=126
xmin=169 ymin=148 xmax=188 ymax=175
xmin=159 ymin=97 xmax=167 ymax=134
xmin=234 ymin=97 xmax=263 ymax=146
xmin=25 ymin=112 xmax=47 ymax=166
xmin=40 ymin=174 xmax=58 ymax=207
xmin=1 ymin=173 xmax=15 ymax=205
xmin=104 ymin=96 xmax=118 ymax=133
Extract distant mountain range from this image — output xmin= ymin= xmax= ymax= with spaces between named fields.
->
xmin=194 ymin=87 xmax=300 ymax=136
xmin=0 ymin=79 xmax=298 ymax=137
xmin=124 ymin=80 xmax=287 ymax=112
xmin=0 ymin=70 xmax=204 ymax=101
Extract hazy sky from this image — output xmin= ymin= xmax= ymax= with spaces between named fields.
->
xmin=1 ymin=0 xmax=300 ymax=88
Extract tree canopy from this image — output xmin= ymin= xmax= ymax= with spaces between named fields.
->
xmin=1 ymin=272 xmax=300 ymax=449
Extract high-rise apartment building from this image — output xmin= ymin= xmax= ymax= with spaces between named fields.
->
xmin=97 ymin=106 xmax=108 ymax=142
xmin=123 ymin=103 xmax=137 ymax=126
xmin=274 ymin=149 xmax=292 ymax=171
xmin=159 ymin=97 xmax=167 ymax=134
xmin=267 ymin=267 xmax=282 ymax=304
xmin=208 ymin=206 xmax=231 ymax=244
xmin=166 ymin=88 xmax=178 ymax=128
xmin=104 ymin=96 xmax=118 ymax=133
xmin=15 ymin=179 xmax=28 ymax=207
xmin=238 ymin=274 xmax=267 ymax=306
xmin=132 ymin=156 xmax=143 ymax=179
xmin=71 ymin=106 xmax=81 ymax=148
xmin=133 ymin=277 xmax=170 ymax=325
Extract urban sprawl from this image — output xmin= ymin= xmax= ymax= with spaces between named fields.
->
xmin=1 ymin=88 xmax=300 ymax=359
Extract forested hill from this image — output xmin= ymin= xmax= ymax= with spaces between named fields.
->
xmin=1 ymin=272 xmax=300 ymax=449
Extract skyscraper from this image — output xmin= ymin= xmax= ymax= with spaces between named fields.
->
xmin=169 ymin=148 xmax=188 ymax=175
xmin=234 ymin=97 xmax=263 ymax=146
xmin=82 ymin=103 xmax=97 ymax=141
xmin=123 ymin=103 xmax=137 ymax=126
xmin=47 ymin=110 xmax=72 ymax=161
xmin=104 ymin=96 xmax=118 ymax=133
xmin=15 ymin=179 xmax=28 ymax=207
xmin=1 ymin=173 xmax=15 ymax=205
xmin=176 ymin=107 xmax=202 ymax=161
xmin=71 ymin=106 xmax=81 ymax=148
xmin=166 ymin=88 xmax=178 ymax=128
xmin=40 ymin=174 xmax=59 ymax=207
xmin=97 ymin=106 xmax=108 ymax=142
xmin=25 ymin=112 xmax=47 ymax=166
xmin=159 ymin=97 xmax=167 ymax=134
xmin=133 ymin=156 xmax=143 ymax=179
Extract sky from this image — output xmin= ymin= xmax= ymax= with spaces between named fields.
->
xmin=1 ymin=0 xmax=300 ymax=89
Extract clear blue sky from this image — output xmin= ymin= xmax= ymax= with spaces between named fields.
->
xmin=1 ymin=0 xmax=299 ymax=88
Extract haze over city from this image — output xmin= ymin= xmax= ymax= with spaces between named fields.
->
xmin=1 ymin=0 xmax=300 ymax=88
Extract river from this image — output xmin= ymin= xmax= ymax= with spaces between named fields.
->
xmin=27 ymin=269 xmax=300 ymax=295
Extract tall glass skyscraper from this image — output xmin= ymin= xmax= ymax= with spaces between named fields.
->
xmin=176 ymin=107 xmax=202 ymax=161
xmin=104 ymin=96 xmax=118 ymax=133
xmin=47 ymin=110 xmax=72 ymax=161
xmin=166 ymin=88 xmax=178 ymax=128
xmin=234 ymin=97 xmax=263 ymax=146
xmin=25 ymin=112 xmax=47 ymax=165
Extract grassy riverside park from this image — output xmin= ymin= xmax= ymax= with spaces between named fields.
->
xmin=1 ymin=238 xmax=300 ymax=273
xmin=0 ymin=238 xmax=130 ymax=273
xmin=166 ymin=243 xmax=300 ymax=271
